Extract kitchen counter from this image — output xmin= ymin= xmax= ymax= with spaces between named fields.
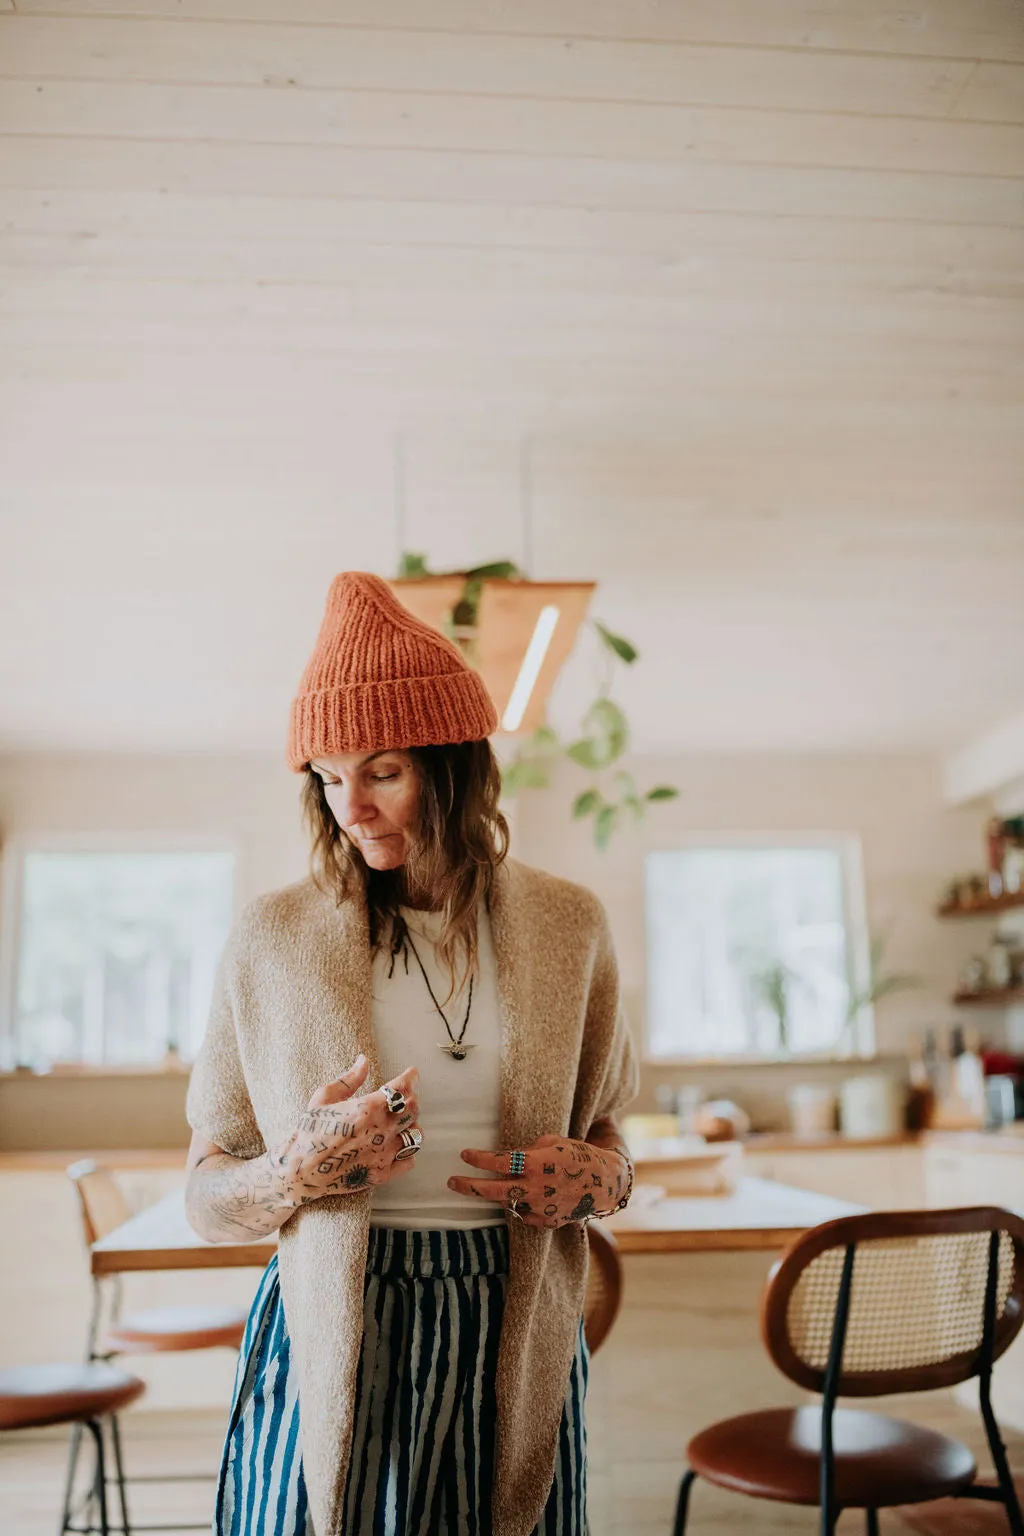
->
xmin=8 ymin=1127 xmax=1024 ymax=1172
xmin=0 ymin=1148 xmax=189 ymax=1171
xmin=743 ymin=1129 xmax=918 ymax=1152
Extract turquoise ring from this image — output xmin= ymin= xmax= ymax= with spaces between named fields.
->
xmin=509 ymin=1150 xmax=527 ymax=1177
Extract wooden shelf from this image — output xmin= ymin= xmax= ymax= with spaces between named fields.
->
xmin=952 ymin=987 xmax=1024 ymax=1009
xmin=938 ymin=890 xmax=1024 ymax=919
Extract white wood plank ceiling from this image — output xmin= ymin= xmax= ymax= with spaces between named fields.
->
xmin=0 ymin=1 xmax=1022 ymax=756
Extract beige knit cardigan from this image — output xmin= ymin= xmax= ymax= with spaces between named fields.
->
xmin=186 ymin=856 xmax=638 ymax=1536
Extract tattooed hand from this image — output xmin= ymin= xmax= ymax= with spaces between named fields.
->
xmin=270 ymin=1056 xmax=422 ymax=1203
xmin=184 ymin=1055 xmax=423 ymax=1244
xmin=446 ymin=1131 xmax=632 ymax=1231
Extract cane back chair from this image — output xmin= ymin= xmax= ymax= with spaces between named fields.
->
xmin=674 ymin=1206 xmax=1024 ymax=1536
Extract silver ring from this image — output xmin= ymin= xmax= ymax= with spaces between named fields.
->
xmin=394 ymin=1127 xmax=423 ymax=1161
xmin=382 ymin=1085 xmax=406 ymax=1116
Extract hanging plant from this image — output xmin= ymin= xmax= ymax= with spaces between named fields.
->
xmin=505 ymin=622 xmax=678 ymax=849
xmin=396 ymin=553 xmax=678 ymax=848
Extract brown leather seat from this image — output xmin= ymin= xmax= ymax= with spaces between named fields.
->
xmin=102 ymin=1304 xmax=247 ymax=1355
xmin=0 ymin=1362 xmax=145 ymax=1433
xmin=689 ymin=1406 xmax=978 ymax=1509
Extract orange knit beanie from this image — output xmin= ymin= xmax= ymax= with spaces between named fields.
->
xmin=287 ymin=572 xmax=498 ymax=770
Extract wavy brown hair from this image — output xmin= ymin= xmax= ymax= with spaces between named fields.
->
xmin=302 ymin=740 xmax=509 ymax=1002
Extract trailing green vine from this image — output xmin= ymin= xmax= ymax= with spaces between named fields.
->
xmin=396 ymin=554 xmax=679 ymax=848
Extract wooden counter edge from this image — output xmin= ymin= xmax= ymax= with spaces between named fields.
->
xmin=92 ymin=1239 xmax=275 ymax=1276
xmin=0 ymin=1148 xmax=189 ymax=1172
xmin=609 ymin=1225 xmax=807 ymax=1254
xmin=92 ymin=1225 xmax=802 ymax=1269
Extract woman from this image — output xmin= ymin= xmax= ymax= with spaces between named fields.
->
xmin=185 ymin=572 xmax=637 ymax=1536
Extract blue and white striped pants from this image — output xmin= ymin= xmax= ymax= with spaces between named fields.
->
xmin=216 ymin=1226 xmax=589 ymax=1535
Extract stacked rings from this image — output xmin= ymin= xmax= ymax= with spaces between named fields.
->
xmin=509 ymin=1150 xmax=527 ymax=1177
xmin=382 ymin=1085 xmax=406 ymax=1115
xmin=395 ymin=1127 xmax=423 ymax=1161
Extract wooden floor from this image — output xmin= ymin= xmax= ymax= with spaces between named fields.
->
xmin=3 ymin=1250 xmax=1022 ymax=1533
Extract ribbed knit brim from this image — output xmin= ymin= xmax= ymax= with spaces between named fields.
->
xmin=288 ymin=572 xmax=498 ymax=770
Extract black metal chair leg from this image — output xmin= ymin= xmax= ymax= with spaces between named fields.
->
xmin=865 ymin=1510 xmax=879 ymax=1536
xmin=977 ymin=1233 xmax=1024 ymax=1536
xmin=82 ymin=1418 xmax=109 ymax=1536
xmin=109 ymin=1412 xmax=132 ymax=1536
xmin=59 ymin=1419 xmax=85 ymax=1536
xmin=981 ymin=1405 xmax=1024 ymax=1536
xmin=979 ymin=1381 xmax=1024 ymax=1536
xmin=672 ymin=1469 xmax=696 ymax=1536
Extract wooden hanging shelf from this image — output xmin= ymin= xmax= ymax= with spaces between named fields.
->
xmin=952 ymin=986 xmax=1024 ymax=1009
xmin=388 ymin=576 xmax=596 ymax=735
xmin=937 ymin=890 xmax=1024 ymax=919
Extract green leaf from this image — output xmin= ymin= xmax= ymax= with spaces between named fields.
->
xmin=646 ymin=786 xmax=680 ymax=802
xmin=594 ymin=621 xmax=639 ymax=665
xmin=566 ymin=738 xmax=605 ymax=769
xmin=594 ymin=805 xmax=619 ymax=851
xmin=466 ymin=559 xmax=525 ymax=581
xmin=501 ymin=758 xmax=550 ymax=795
xmin=572 ymin=789 xmax=602 ymax=820
xmin=397 ymin=551 xmax=431 ymax=577
xmin=529 ymin=724 xmax=562 ymax=757
xmin=613 ymin=770 xmax=637 ymax=798
xmin=579 ymin=697 xmax=629 ymax=767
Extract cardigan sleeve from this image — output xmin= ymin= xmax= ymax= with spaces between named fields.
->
xmin=584 ymin=904 xmax=640 ymax=1129
xmin=185 ymin=924 xmax=267 ymax=1160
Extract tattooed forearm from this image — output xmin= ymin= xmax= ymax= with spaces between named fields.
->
xmin=185 ymin=1073 xmax=425 ymax=1243
xmin=185 ymin=1151 xmax=301 ymax=1244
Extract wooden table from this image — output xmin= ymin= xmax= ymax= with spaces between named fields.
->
xmin=606 ymin=1176 xmax=860 ymax=1253
xmin=91 ymin=1177 xmax=860 ymax=1275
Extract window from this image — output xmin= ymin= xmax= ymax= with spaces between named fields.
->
xmin=645 ymin=841 xmax=868 ymax=1061
xmin=3 ymin=845 xmax=235 ymax=1070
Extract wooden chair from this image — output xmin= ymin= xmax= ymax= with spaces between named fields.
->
xmin=584 ymin=1222 xmax=623 ymax=1354
xmin=674 ymin=1207 xmax=1024 ymax=1536
xmin=0 ymin=1361 xmax=145 ymax=1536
xmin=64 ymin=1160 xmax=249 ymax=1535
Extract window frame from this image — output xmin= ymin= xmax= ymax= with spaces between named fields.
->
xmin=0 ymin=831 xmax=242 ymax=1071
xmin=642 ymin=831 xmax=875 ymax=1066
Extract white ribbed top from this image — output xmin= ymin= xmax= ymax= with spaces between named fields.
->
xmin=369 ymin=904 xmax=505 ymax=1229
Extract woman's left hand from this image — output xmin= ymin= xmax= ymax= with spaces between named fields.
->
xmin=448 ymin=1134 xmax=630 ymax=1229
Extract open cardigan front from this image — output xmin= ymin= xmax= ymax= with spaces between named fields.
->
xmin=186 ymin=857 xmax=638 ymax=1536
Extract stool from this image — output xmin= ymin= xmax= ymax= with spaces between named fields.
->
xmin=65 ymin=1160 xmax=248 ymax=1533
xmin=0 ymin=1361 xmax=145 ymax=1536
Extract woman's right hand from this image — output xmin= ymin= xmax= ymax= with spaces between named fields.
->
xmin=270 ymin=1055 xmax=422 ymax=1203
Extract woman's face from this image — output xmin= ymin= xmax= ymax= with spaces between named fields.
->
xmin=311 ymin=750 xmax=421 ymax=870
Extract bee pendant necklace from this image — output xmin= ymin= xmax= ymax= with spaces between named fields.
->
xmin=402 ymin=931 xmax=475 ymax=1060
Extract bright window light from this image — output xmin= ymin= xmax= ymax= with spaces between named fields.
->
xmin=10 ymin=849 xmax=234 ymax=1069
xmin=646 ymin=844 xmax=861 ymax=1059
